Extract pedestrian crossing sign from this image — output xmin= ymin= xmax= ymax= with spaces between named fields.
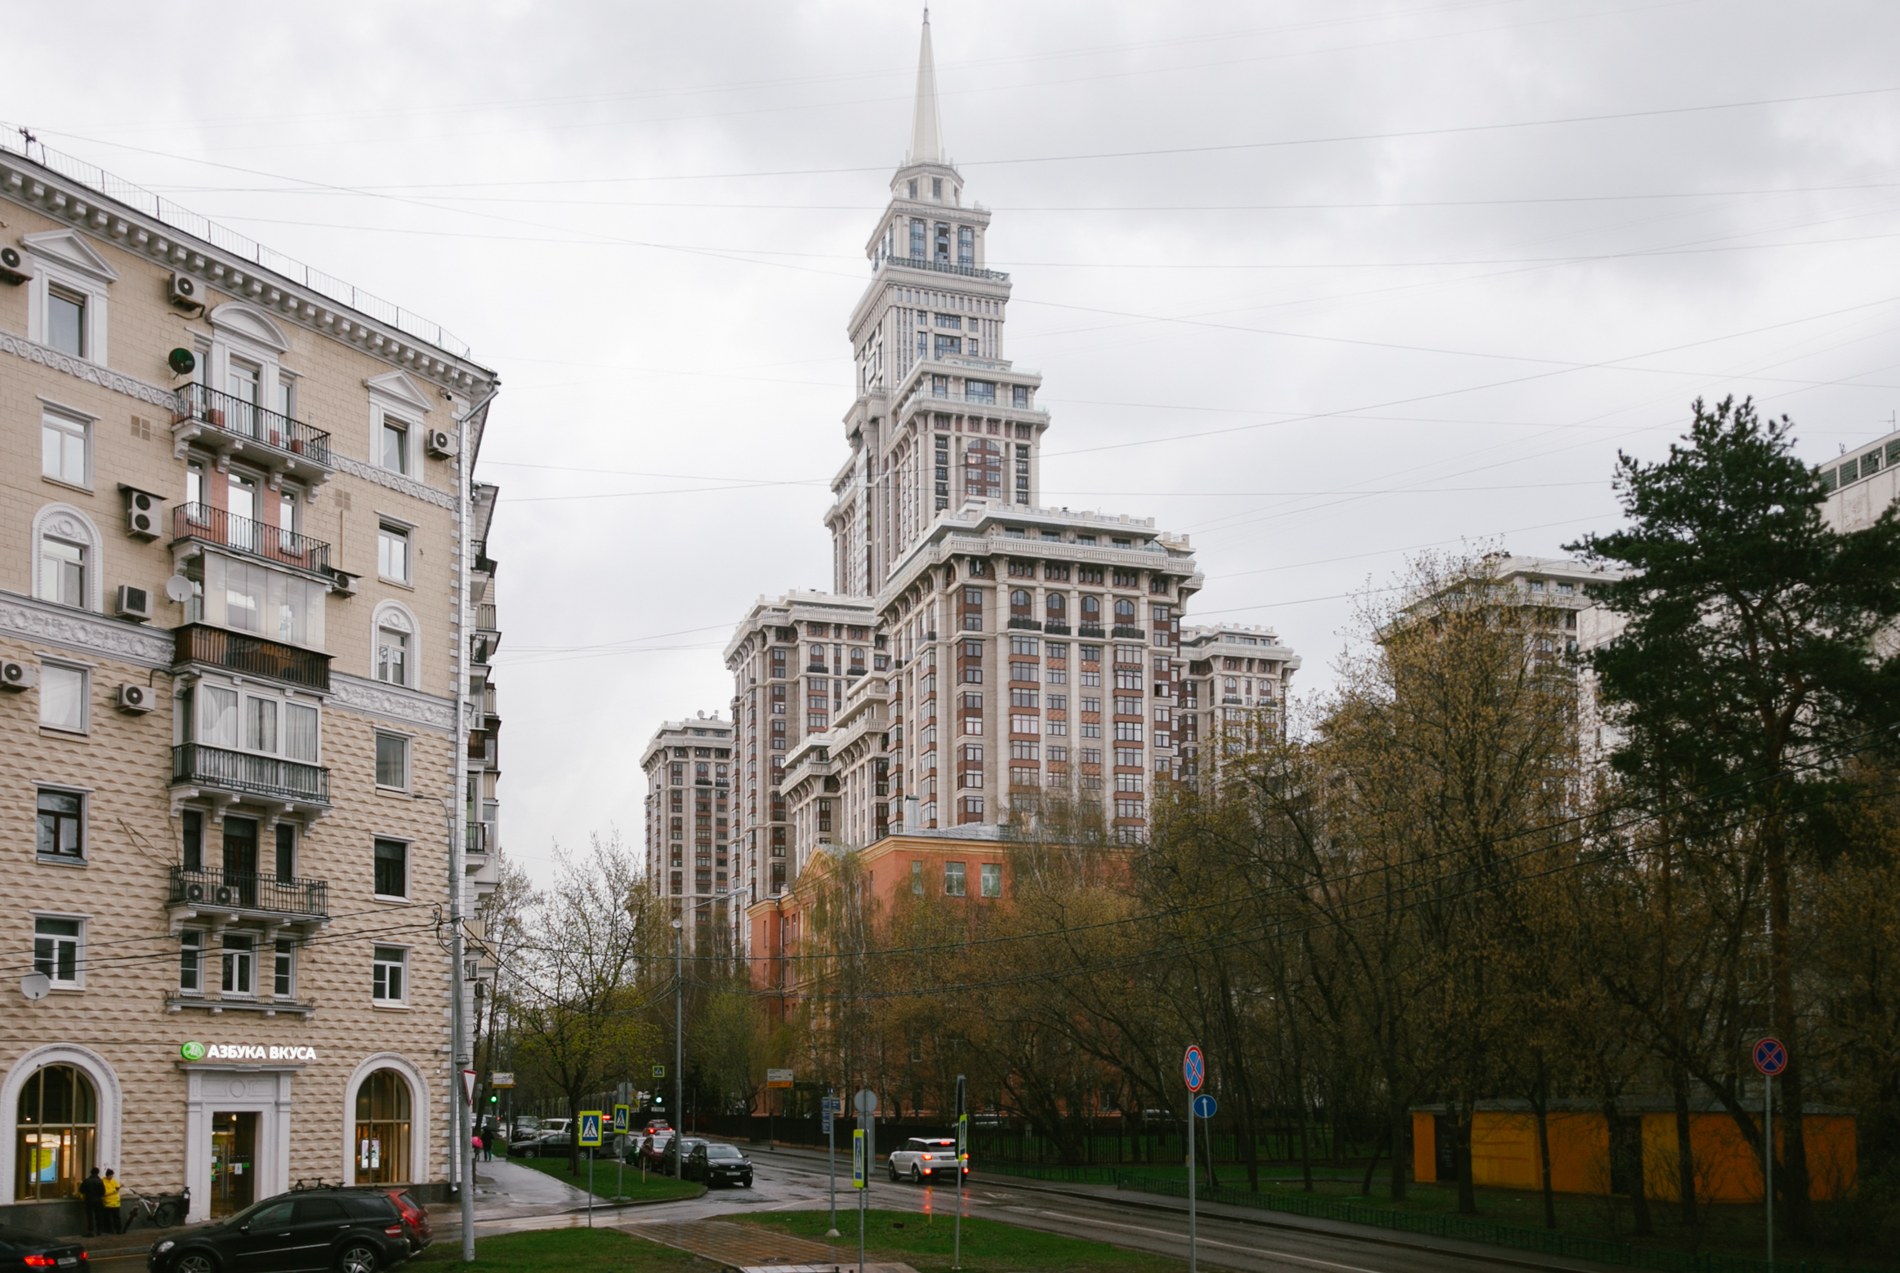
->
xmin=578 ymin=1110 xmax=604 ymax=1148
xmin=613 ymin=1103 xmax=630 ymax=1134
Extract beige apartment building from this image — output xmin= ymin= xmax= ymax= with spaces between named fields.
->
xmin=0 ymin=139 xmax=500 ymax=1229
xmin=1177 ymin=625 xmax=1301 ymax=783
xmin=639 ymin=715 xmax=735 ymax=952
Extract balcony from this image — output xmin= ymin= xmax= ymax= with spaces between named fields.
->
xmin=1113 ymin=626 xmax=1146 ymax=641
xmin=172 ymin=743 xmax=330 ymax=810
xmin=167 ymin=864 xmax=328 ymax=924
xmin=172 ymin=504 xmax=332 ymax=578
xmin=466 ymin=820 xmax=491 ymax=857
xmin=884 ymin=254 xmax=1010 ymax=283
xmin=1007 ymin=617 xmax=1043 ymax=631
xmin=174 ymin=623 xmax=331 ymax=693
xmin=1079 ymin=624 xmax=1106 ymax=639
xmin=173 ymin=383 xmax=334 ymax=483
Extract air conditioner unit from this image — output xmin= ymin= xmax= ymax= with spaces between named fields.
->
xmin=167 ymin=272 xmax=205 ymax=311
xmin=115 ymin=585 xmax=154 ymax=622
xmin=425 ymin=428 xmax=456 ymax=459
xmin=121 ymin=485 xmax=163 ymax=540
xmin=184 ymin=882 xmax=207 ymax=902
xmin=117 ymin=683 xmax=155 ymax=713
xmin=214 ymin=885 xmax=236 ymax=906
xmin=327 ymin=568 xmax=359 ymax=597
xmin=0 ymin=246 xmax=32 ymax=285
xmin=0 ymin=660 xmax=36 ymax=691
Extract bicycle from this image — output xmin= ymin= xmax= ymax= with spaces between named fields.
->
xmin=120 ymin=1185 xmax=190 ymax=1231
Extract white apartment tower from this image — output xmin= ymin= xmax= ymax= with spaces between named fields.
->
xmin=639 ymin=714 xmax=735 ymax=952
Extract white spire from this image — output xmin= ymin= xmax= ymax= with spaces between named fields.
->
xmin=907 ymin=7 xmax=944 ymax=166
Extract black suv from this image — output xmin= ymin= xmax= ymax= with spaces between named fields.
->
xmin=684 ymin=1141 xmax=754 ymax=1188
xmin=147 ymin=1187 xmax=409 ymax=1273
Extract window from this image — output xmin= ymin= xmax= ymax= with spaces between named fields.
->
xmin=958 ymin=225 xmax=975 ymax=266
xmin=46 ymin=287 xmax=86 ymax=357
xmin=375 ymin=732 xmax=410 ymax=790
xmin=374 ymin=838 xmax=408 ymax=898
xmin=38 ymin=664 xmax=87 ymax=733
xmin=379 ymin=417 xmax=411 ymax=475
xmin=275 ymin=823 xmax=297 ymax=883
xmin=221 ymin=934 xmax=255 ymax=997
xmin=354 ymin=1068 xmax=413 ymax=1183
xmin=372 ymin=946 xmax=408 ymax=1003
xmin=33 ymin=917 xmax=82 ymax=988
xmin=37 ymin=535 xmax=87 ymax=609
xmin=40 ymin=408 xmax=90 ymax=488
xmin=179 ymin=929 xmax=205 ymax=993
xmin=944 ymin=861 xmax=967 ymax=896
xmin=980 ymin=863 xmax=1002 ymax=898
xmin=35 ymin=789 xmax=84 ymax=860
xmin=274 ymin=939 xmax=296 ymax=998
xmin=912 ymin=860 xmax=924 ymax=895
xmin=14 ymin=1064 xmax=97 ymax=1201
xmin=378 ymin=523 xmax=411 ymax=585
xmin=376 ymin=614 xmax=413 ymax=686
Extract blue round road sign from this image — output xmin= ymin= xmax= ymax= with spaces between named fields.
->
xmin=1753 ymin=1037 xmax=1789 ymax=1077
xmin=1183 ymin=1045 xmax=1205 ymax=1093
xmin=1192 ymin=1094 xmax=1218 ymax=1119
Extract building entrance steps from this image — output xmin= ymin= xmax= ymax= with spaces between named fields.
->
xmin=628 ymin=1217 xmax=918 ymax=1273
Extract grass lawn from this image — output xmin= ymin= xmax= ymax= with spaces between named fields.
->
xmin=735 ymin=1208 xmax=1187 ymax=1273
xmin=510 ymin=1153 xmax=701 ymax=1203
xmin=414 ymin=1227 xmax=714 ymax=1269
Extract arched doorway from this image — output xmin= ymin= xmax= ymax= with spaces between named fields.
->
xmin=352 ymin=1069 xmax=413 ymax=1184
xmin=14 ymin=1065 xmax=96 ymax=1201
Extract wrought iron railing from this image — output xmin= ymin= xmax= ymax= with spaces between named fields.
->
xmin=172 ymin=743 xmax=329 ymax=805
xmin=466 ymin=821 xmax=490 ymax=855
xmin=178 ymin=383 xmax=332 ymax=465
xmin=173 ymin=624 xmax=330 ymax=692
xmin=168 ymin=864 xmax=328 ymax=918
xmin=172 ymin=504 xmax=331 ymax=575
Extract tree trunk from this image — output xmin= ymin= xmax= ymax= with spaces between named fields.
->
xmin=1671 ymin=1064 xmax=1698 ymax=1228
xmin=1532 ymin=1057 xmax=1556 ymax=1229
xmin=1453 ymin=1106 xmax=1477 ymax=1216
xmin=1764 ymin=813 xmax=1813 ymax=1240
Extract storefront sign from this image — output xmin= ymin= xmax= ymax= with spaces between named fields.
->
xmin=180 ymin=1040 xmax=318 ymax=1063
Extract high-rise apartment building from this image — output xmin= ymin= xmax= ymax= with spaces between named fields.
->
xmin=1178 ymin=625 xmax=1302 ymax=783
xmin=639 ymin=714 xmax=735 ymax=951
xmin=703 ymin=13 xmax=1297 ymax=960
xmin=0 ymin=137 xmax=500 ymax=1227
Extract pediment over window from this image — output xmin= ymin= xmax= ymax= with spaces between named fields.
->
xmin=21 ymin=229 xmax=118 ymax=282
xmin=208 ymin=302 xmax=291 ymax=353
xmin=365 ymin=371 xmax=435 ymax=415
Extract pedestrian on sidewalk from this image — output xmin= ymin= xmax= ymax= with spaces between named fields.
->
xmin=78 ymin=1168 xmax=105 ymax=1237
xmin=102 ymin=1169 xmax=122 ymax=1234
xmin=471 ymin=1132 xmax=483 ymax=1162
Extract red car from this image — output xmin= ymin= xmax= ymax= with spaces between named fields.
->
xmin=369 ymin=1186 xmax=431 ymax=1254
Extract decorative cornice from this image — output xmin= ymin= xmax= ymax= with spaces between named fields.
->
xmin=0 ymin=329 xmax=183 ymax=412
xmin=0 ymin=593 xmax=172 ymax=666
xmin=331 ymin=455 xmax=456 ymax=511
xmin=329 ymin=673 xmax=456 ymax=733
xmin=0 ymin=151 xmax=496 ymax=395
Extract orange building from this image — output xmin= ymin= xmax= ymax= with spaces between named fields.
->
xmin=1412 ymin=1104 xmax=1857 ymax=1203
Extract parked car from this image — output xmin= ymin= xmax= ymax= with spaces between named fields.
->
xmin=668 ymin=1137 xmax=708 ymax=1176
xmin=147 ymin=1187 xmax=409 ymax=1273
xmin=0 ymin=1225 xmax=87 ymax=1270
xmin=510 ymin=1117 xmax=572 ymax=1158
xmin=638 ymin=1131 xmax=675 ymax=1172
xmin=886 ymin=1136 xmax=969 ymax=1185
xmin=684 ymin=1142 xmax=754 ymax=1188
xmin=365 ymin=1187 xmax=431 ymax=1254
xmin=643 ymin=1119 xmax=671 ymax=1135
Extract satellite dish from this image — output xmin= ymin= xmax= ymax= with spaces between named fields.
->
xmin=164 ymin=575 xmax=195 ymax=604
xmin=19 ymin=973 xmax=50 ymax=1002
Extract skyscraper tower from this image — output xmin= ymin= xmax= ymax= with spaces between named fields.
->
xmin=825 ymin=8 xmax=1049 ymax=595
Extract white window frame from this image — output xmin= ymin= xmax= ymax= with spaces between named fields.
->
xmin=372 ymin=944 xmax=409 ymax=1006
xmin=375 ymin=731 xmax=412 ymax=792
xmin=372 ymin=601 xmax=420 ymax=689
xmin=221 ymin=933 xmax=256 ymax=999
xmin=273 ymin=938 xmax=297 ymax=1000
xmin=31 ymin=914 xmax=86 ymax=990
xmin=366 ymin=371 xmax=436 ymax=479
xmin=179 ymin=928 xmax=206 ymax=996
xmin=31 ymin=504 xmax=104 ymax=613
xmin=22 ymin=230 xmax=115 ymax=365
xmin=38 ymin=662 xmax=89 ymax=734
xmin=373 ymin=836 xmax=409 ymax=901
xmin=377 ymin=520 xmax=413 ymax=586
xmin=39 ymin=401 xmax=94 ymax=491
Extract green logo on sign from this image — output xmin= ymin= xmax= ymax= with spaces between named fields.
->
xmin=180 ymin=1041 xmax=207 ymax=1062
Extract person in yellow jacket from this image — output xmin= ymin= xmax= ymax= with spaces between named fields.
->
xmin=102 ymin=1169 xmax=122 ymax=1233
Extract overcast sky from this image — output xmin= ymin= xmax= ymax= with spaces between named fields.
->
xmin=10 ymin=1 xmax=1899 ymax=885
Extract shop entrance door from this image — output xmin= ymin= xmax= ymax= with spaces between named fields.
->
xmin=209 ymin=1111 xmax=259 ymax=1217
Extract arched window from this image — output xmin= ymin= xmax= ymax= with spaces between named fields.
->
xmin=1115 ymin=599 xmax=1136 ymax=623
xmin=14 ymin=1065 xmax=96 ymax=1201
xmin=1045 ymin=594 xmax=1066 ymax=618
xmin=1080 ymin=595 xmax=1101 ymax=621
xmin=32 ymin=505 xmax=103 ymax=613
xmin=352 ymin=1069 xmax=412 ymax=1185
xmin=1009 ymin=590 xmax=1031 ymax=617
xmin=372 ymin=602 xmax=419 ymax=689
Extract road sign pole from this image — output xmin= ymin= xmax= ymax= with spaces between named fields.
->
xmin=1183 ymin=1045 xmax=1205 ymax=1273
xmin=955 ymin=1073 xmax=967 ymax=1272
xmin=827 ymin=1090 xmax=839 ymax=1238
xmin=586 ymin=1145 xmax=594 ymax=1228
xmin=1187 ymin=1094 xmax=1197 ymax=1273
xmin=1765 ymin=1073 xmax=1773 ymax=1270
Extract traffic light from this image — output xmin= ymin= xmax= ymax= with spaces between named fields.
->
xmin=488 ymin=1093 xmax=498 ymax=1104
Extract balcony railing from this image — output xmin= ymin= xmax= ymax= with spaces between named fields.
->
xmin=475 ymin=603 xmax=498 ymax=632
xmin=174 ymin=623 xmax=331 ymax=692
xmin=885 ymin=255 xmax=1010 ymax=283
xmin=172 ymin=743 xmax=330 ymax=806
xmin=168 ymin=864 xmax=328 ymax=920
xmin=173 ymin=504 xmax=332 ymax=576
xmin=466 ymin=821 xmax=490 ymax=855
xmin=179 ymin=383 xmax=333 ymax=466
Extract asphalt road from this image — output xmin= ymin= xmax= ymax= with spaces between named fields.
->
xmin=95 ymin=1145 xmax=1612 ymax=1273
